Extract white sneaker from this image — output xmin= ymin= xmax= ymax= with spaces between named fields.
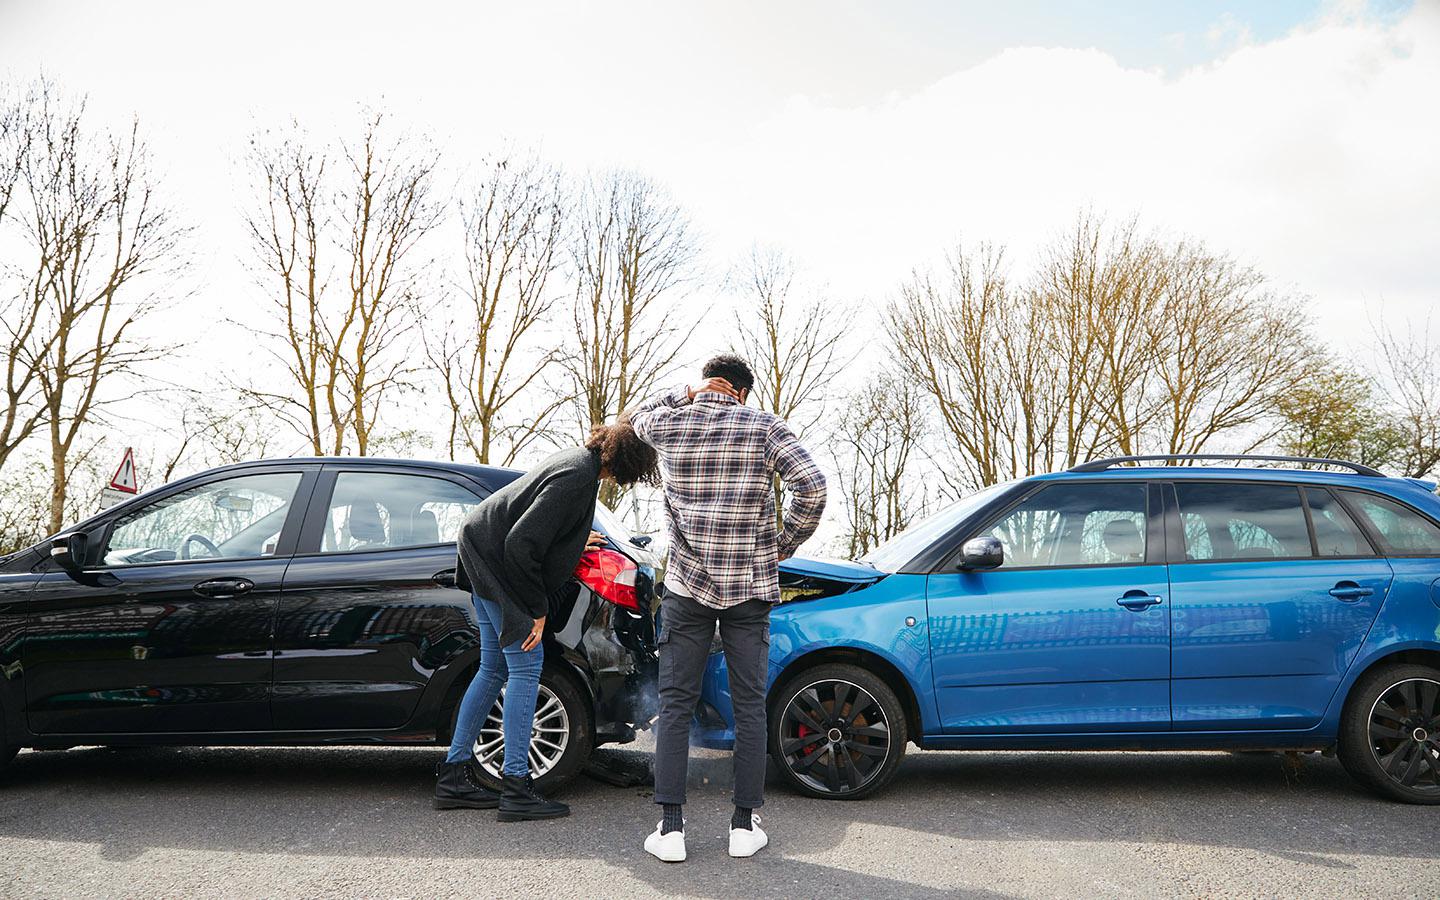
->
xmin=728 ymin=814 xmax=768 ymax=858
xmin=644 ymin=821 xmax=686 ymax=862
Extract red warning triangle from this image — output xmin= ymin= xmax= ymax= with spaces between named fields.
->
xmin=109 ymin=447 xmax=139 ymax=493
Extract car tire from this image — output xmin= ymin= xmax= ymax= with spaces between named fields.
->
xmin=768 ymin=662 xmax=907 ymax=800
xmin=457 ymin=663 xmax=594 ymax=795
xmin=1338 ymin=662 xmax=1440 ymax=804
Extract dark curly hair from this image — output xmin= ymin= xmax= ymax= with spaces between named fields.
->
xmin=702 ymin=353 xmax=755 ymax=393
xmin=585 ymin=419 xmax=660 ymax=487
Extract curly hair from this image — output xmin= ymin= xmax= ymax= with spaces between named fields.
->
xmin=702 ymin=353 xmax=755 ymax=393
xmin=585 ymin=419 xmax=660 ymax=487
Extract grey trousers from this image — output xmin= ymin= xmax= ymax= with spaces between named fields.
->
xmin=652 ymin=591 xmax=771 ymax=809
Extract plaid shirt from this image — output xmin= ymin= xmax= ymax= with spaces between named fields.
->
xmin=630 ymin=386 xmax=828 ymax=610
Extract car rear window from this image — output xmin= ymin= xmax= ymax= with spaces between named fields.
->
xmin=1338 ymin=490 xmax=1440 ymax=556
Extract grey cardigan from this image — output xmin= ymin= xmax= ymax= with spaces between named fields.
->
xmin=455 ymin=447 xmax=601 ymax=647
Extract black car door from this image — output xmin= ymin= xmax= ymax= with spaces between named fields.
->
xmin=271 ymin=465 xmax=485 ymax=731
xmin=23 ymin=466 xmax=316 ymax=735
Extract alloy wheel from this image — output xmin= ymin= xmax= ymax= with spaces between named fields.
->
xmin=472 ymin=684 xmax=571 ymax=779
xmin=1368 ymin=677 xmax=1440 ymax=796
xmin=779 ymin=678 xmax=891 ymax=795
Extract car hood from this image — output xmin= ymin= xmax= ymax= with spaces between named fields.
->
xmin=779 ymin=555 xmax=885 ymax=584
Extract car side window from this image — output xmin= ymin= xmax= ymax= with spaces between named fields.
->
xmin=320 ymin=472 xmax=482 ymax=553
xmin=1338 ymin=490 xmax=1440 ymax=556
xmin=1174 ymin=482 xmax=1309 ymax=561
xmin=1304 ymin=488 xmax=1374 ymax=558
xmin=103 ymin=472 xmax=303 ymax=566
xmin=979 ymin=482 xmax=1147 ymax=569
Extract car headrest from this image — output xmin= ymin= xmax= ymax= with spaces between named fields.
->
xmin=347 ymin=502 xmax=387 ymax=543
xmin=412 ymin=509 xmax=439 ymax=545
xmin=1102 ymin=518 xmax=1144 ymax=560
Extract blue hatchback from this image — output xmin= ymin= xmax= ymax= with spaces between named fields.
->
xmin=695 ymin=455 xmax=1440 ymax=804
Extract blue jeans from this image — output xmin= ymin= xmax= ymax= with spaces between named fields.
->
xmin=445 ymin=593 xmax=544 ymax=777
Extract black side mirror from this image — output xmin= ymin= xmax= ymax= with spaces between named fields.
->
xmin=958 ymin=536 xmax=1003 ymax=571
xmin=50 ymin=532 xmax=88 ymax=572
xmin=629 ymin=534 xmax=653 ymax=548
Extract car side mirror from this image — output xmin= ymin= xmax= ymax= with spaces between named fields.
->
xmin=958 ymin=536 xmax=1003 ymax=571
xmin=50 ymin=532 xmax=88 ymax=573
xmin=629 ymin=534 xmax=653 ymax=548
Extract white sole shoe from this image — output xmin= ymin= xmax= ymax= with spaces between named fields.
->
xmin=729 ymin=814 xmax=768 ymax=858
xmin=644 ymin=822 xmax=686 ymax=862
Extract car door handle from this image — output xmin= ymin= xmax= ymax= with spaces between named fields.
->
xmin=1329 ymin=581 xmax=1374 ymax=602
xmin=432 ymin=568 xmax=458 ymax=588
xmin=1116 ymin=591 xmax=1164 ymax=611
xmin=193 ymin=578 xmax=254 ymax=599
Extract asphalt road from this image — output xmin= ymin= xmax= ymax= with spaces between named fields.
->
xmin=1 ymin=735 xmax=1435 ymax=899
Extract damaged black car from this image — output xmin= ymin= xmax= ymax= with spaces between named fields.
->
xmin=0 ymin=457 xmax=661 ymax=790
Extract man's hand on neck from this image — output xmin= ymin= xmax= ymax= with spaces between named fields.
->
xmin=688 ymin=377 xmax=739 ymax=401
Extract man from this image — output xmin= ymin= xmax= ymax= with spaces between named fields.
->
xmin=629 ymin=354 xmax=827 ymax=862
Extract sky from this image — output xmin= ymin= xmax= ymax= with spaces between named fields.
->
xmin=2 ymin=0 xmax=1435 ymax=346
xmin=1 ymin=0 xmax=1438 ymax=479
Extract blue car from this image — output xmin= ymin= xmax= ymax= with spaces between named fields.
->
xmin=696 ymin=455 xmax=1440 ymax=804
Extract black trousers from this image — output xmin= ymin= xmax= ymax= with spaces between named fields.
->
xmin=652 ymin=591 xmax=770 ymax=809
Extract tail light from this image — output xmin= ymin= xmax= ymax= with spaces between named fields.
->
xmin=574 ymin=549 xmax=640 ymax=611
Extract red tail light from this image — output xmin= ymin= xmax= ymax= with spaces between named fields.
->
xmin=574 ymin=549 xmax=640 ymax=611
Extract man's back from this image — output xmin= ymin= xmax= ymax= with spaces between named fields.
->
xmin=630 ymin=384 xmax=826 ymax=609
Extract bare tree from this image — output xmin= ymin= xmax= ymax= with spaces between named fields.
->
xmin=889 ymin=218 xmax=1322 ymax=492
xmin=730 ymin=245 xmax=849 ymax=433
xmin=6 ymin=82 xmax=185 ymax=533
xmin=1148 ymin=244 xmax=1315 ymax=456
xmin=1371 ymin=320 xmax=1440 ymax=477
xmin=1032 ymin=214 xmax=1163 ymax=459
xmin=833 ymin=371 xmax=928 ymax=557
xmin=423 ymin=152 xmax=568 ymax=465
xmin=566 ymin=170 xmax=699 ymax=506
xmin=729 ymin=244 xmax=851 ymax=521
xmin=0 ymin=83 xmax=49 ymax=479
xmin=887 ymin=243 xmax=1059 ymax=493
xmin=244 ymin=112 xmax=441 ymax=456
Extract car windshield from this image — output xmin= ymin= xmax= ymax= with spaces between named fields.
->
xmin=862 ymin=481 xmax=1014 ymax=572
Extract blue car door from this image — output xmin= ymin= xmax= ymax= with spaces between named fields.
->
xmin=1166 ymin=481 xmax=1393 ymax=731
xmin=926 ymin=481 xmax=1172 ymax=733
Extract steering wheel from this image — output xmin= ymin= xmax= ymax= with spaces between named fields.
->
xmin=178 ymin=533 xmax=221 ymax=560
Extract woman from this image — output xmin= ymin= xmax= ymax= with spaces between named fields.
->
xmin=436 ymin=420 xmax=658 ymax=821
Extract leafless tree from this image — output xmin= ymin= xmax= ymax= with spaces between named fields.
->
xmin=1148 ymin=243 xmax=1316 ymax=456
xmin=729 ymin=244 xmax=851 ymax=521
xmin=1032 ymin=214 xmax=1163 ymax=458
xmin=833 ymin=371 xmax=928 ymax=557
xmin=566 ymin=170 xmax=699 ymax=506
xmin=5 ymin=82 xmax=185 ymax=533
xmin=423 ymin=152 xmax=568 ymax=465
xmin=0 ymin=83 xmax=48 ymax=480
xmin=243 ymin=112 xmax=442 ymax=457
xmin=887 ymin=243 xmax=1058 ymax=493
xmin=730 ymin=245 xmax=849 ymax=433
xmin=1371 ymin=320 xmax=1440 ymax=477
xmin=889 ymin=218 xmax=1321 ymax=492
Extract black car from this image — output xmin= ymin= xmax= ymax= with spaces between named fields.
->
xmin=0 ymin=457 xmax=661 ymax=789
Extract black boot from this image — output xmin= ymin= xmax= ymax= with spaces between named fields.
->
xmin=496 ymin=774 xmax=570 ymax=822
xmin=433 ymin=760 xmax=501 ymax=810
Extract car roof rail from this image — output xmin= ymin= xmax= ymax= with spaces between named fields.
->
xmin=1068 ymin=454 xmax=1385 ymax=477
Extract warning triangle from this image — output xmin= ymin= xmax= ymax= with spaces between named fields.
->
xmin=109 ymin=447 xmax=139 ymax=493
